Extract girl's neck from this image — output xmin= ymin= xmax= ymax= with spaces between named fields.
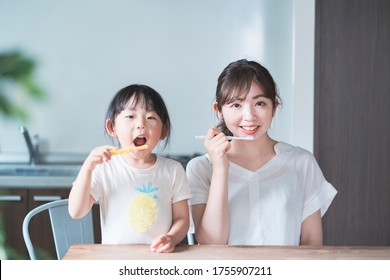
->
xmin=121 ymin=153 xmax=157 ymax=169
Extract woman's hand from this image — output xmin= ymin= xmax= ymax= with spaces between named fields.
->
xmin=204 ymin=126 xmax=231 ymax=168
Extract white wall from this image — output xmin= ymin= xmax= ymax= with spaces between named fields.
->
xmin=0 ymin=0 xmax=314 ymax=157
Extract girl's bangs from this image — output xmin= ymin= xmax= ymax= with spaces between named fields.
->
xmin=127 ymin=92 xmax=155 ymax=112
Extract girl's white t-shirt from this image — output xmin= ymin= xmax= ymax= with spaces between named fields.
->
xmin=90 ymin=155 xmax=192 ymax=244
xmin=186 ymin=142 xmax=337 ymax=245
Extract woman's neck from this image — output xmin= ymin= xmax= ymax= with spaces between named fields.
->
xmin=227 ymin=135 xmax=278 ymax=171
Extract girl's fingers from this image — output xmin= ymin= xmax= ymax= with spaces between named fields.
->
xmin=90 ymin=146 xmax=117 ymax=164
xmin=150 ymin=235 xmax=175 ymax=253
xmin=156 ymin=243 xmax=174 ymax=253
xmin=151 ymin=236 xmax=163 ymax=246
xmin=150 ymin=235 xmax=165 ymax=251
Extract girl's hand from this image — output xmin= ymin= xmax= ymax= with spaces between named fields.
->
xmin=150 ymin=234 xmax=175 ymax=253
xmin=84 ymin=145 xmax=117 ymax=172
xmin=204 ymin=126 xmax=231 ymax=168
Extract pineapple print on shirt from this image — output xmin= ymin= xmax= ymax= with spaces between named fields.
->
xmin=128 ymin=182 xmax=159 ymax=232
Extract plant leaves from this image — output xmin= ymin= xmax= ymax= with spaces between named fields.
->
xmin=0 ymin=50 xmax=46 ymax=120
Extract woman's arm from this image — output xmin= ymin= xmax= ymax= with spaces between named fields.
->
xmin=150 ymin=199 xmax=190 ymax=253
xmin=191 ymin=127 xmax=231 ymax=245
xmin=68 ymin=145 xmax=114 ymax=219
xmin=192 ymin=165 xmax=230 ymax=245
xmin=300 ymin=210 xmax=323 ymax=245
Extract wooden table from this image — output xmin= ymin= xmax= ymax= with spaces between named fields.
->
xmin=63 ymin=244 xmax=390 ymax=260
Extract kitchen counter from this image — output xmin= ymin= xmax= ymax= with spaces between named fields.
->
xmin=0 ymin=152 xmax=87 ymax=165
xmin=0 ymin=164 xmax=81 ymax=188
xmin=0 ymin=152 xmax=198 ymax=188
xmin=0 ymin=176 xmax=76 ymax=188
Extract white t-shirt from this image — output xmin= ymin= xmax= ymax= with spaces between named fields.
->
xmin=186 ymin=142 xmax=337 ymax=245
xmin=90 ymin=155 xmax=192 ymax=244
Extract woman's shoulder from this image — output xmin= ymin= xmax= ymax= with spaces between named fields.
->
xmin=186 ymin=154 xmax=211 ymax=171
xmin=276 ymin=142 xmax=313 ymax=156
xmin=276 ymin=142 xmax=318 ymax=162
xmin=187 ymin=153 xmax=210 ymax=164
xmin=276 ymin=142 xmax=320 ymax=169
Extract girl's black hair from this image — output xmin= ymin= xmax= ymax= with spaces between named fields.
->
xmin=215 ymin=59 xmax=281 ymax=136
xmin=105 ymin=84 xmax=171 ymax=149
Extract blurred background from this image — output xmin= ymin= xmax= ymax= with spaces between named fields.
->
xmin=1 ymin=0 xmax=388 ymax=255
xmin=0 ymin=0 xmax=314 ymax=157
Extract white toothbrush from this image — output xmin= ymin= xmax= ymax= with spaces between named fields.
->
xmin=195 ymin=135 xmax=254 ymax=140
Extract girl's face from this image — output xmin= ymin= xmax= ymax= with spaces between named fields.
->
xmin=217 ymin=81 xmax=275 ymax=140
xmin=108 ymin=96 xmax=165 ymax=158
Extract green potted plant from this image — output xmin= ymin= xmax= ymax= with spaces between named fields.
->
xmin=0 ymin=50 xmax=46 ymax=120
xmin=0 ymin=49 xmax=46 ymax=259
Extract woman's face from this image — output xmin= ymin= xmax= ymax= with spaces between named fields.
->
xmin=219 ymin=81 xmax=275 ymax=140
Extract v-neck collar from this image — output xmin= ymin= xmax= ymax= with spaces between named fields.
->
xmin=225 ymin=142 xmax=293 ymax=177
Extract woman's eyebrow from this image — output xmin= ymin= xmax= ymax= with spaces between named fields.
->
xmin=253 ymin=94 xmax=267 ymax=99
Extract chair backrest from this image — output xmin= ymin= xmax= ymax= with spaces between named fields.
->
xmin=22 ymin=198 xmax=94 ymax=260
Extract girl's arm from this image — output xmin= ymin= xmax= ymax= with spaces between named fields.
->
xmin=68 ymin=145 xmax=115 ymax=219
xmin=150 ymin=199 xmax=190 ymax=253
xmin=300 ymin=210 xmax=323 ymax=245
xmin=192 ymin=127 xmax=231 ymax=245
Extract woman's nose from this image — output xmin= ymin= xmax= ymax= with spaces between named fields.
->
xmin=242 ymin=106 xmax=255 ymax=120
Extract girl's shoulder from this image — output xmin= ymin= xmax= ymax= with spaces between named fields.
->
xmin=156 ymin=155 xmax=186 ymax=169
xmin=94 ymin=154 xmax=122 ymax=172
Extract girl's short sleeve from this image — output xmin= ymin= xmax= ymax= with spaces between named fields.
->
xmin=171 ymin=161 xmax=192 ymax=203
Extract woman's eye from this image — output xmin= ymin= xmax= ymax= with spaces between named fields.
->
xmin=147 ymin=116 xmax=156 ymax=120
xmin=126 ymin=115 xmax=134 ymax=119
xmin=230 ymin=103 xmax=241 ymax=108
xmin=255 ymin=101 xmax=266 ymax=106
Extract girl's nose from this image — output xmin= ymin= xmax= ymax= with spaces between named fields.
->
xmin=136 ymin=119 xmax=146 ymax=129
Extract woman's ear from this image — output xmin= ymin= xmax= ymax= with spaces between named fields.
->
xmin=105 ymin=119 xmax=116 ymax=137
xmin=273 ymin=99 xmax=280 ymax=117
xmin=212 ymin=102 xmax=223 ymax=120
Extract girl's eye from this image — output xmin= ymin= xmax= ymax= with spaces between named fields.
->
xmin=147 ymin=113 xmax=160 ymax=120
xmin=126 ymin=115 xmax=134 ymax=119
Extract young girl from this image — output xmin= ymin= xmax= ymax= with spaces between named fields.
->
xmin=186 ymin=59 xmax=337 ymax=246
xmin=69 ymin=84 xmax=192 ymax=253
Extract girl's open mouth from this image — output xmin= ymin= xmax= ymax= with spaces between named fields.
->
xmin=133 ymin=136 xmax=147 ymax=147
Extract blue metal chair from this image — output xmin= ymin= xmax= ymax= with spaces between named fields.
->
xmin=22 ymin=199 xmax=94 ymax=260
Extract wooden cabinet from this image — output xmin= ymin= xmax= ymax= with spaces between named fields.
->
xmin=315 ymin=0 xmax=390 ymax=245
xmin=0 ymin=188 xmax=28 ymax=258
xmin=0 ymin=187 xmax=101 ymax=259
